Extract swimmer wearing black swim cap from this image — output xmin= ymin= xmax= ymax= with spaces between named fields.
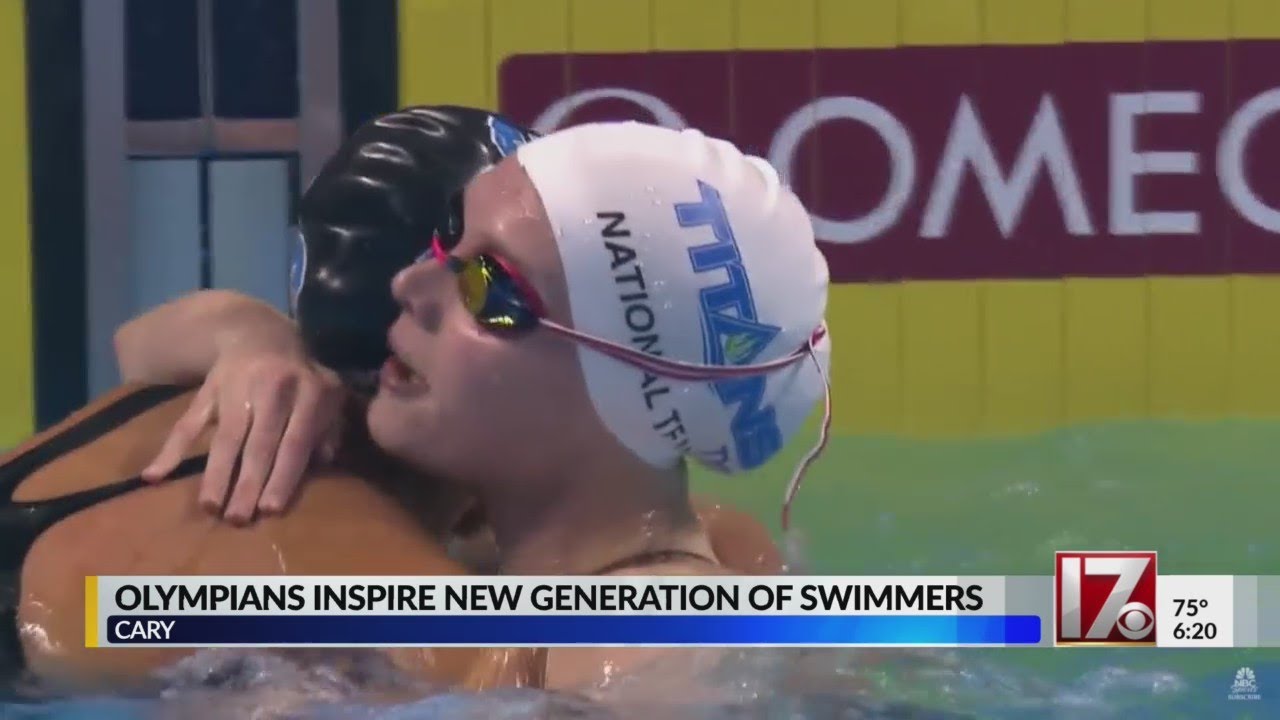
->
xmin=291 ymin=106 xmax=538 ymax=386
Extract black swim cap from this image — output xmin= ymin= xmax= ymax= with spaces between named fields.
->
xmin=292 ymin=106 xmax=538 ymax=376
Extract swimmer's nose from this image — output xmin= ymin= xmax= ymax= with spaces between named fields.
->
xmin=391 ymin=257 xmax=426 ymax=304
xmin=391 ymin=256 xmax=449 ymax=323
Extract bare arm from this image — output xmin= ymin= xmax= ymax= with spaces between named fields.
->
xmin=114 ymin=289 xmax=303 ymax=385
xmin=116 ymin=289 xmax=346 ymax=522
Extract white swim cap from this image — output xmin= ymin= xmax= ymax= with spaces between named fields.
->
xmin=516 ymin=122 xmax=831 ymax=490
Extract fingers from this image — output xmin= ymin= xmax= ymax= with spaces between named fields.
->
xmin=222 ymin=377 xmax=296 ymax=524
xmin=142 ymin=381 xmax=216 ymax=482
xmin=258 ymin=381 xmax=329 ymax=515
xmin=145 ymin=352 xmax=345 ymax=525
xmin=199 ymin=392 xmax=253 ymax=515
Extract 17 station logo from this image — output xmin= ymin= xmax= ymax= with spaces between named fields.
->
xmin=1055 ymin=551 xmax=1158 ymax=646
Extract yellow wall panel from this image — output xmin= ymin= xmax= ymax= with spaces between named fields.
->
xmin=569 ymin=0 xmax=651 ymax=53
xmin=1231 ymin=0 xmax=1280 ymax=39
xmin=395 ymin=0 xmax=1280 ymax=439
xmin=1147 ymin=0 xmax=1231 ymax=41
xmin=1066 ymin=0 xmax=1147 ymax=42
xmin=0 ymin=0 xmax=33 ymax=446
xmin=982 ymin=0 xmax=1067 ymax=45
xmin=901 ymin=282 xmax=982 ymax=435
xmin=1147 ymin=278 xmax=1231 ymax=417
xmin=398 ymin=0 xmax=491 ymax=108
xmin=489 ymin=0 xmax=571 ymax=72
xmin=826 ymin=284 xmax=903 ymax=435
xmin=900 ymin=0 xmax=981 ymax=46
xmin=735 ymin=0 xmax=817 ymax=49
xmin=981 ymin=281 xmax=1064 ymax=434
xmin=1230 ymin=277 xmax=1280 ymax=415
xmin=816 ymin=0 xmax=898 ymax=49
xmin=651 ymin=0 xmax=734 ymax=51
xmin=1063 ymin=279 xmax=1148 ymax=422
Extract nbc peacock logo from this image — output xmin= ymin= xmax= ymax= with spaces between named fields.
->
xmin=1228 ymin=666 xmax=1261 ymax=701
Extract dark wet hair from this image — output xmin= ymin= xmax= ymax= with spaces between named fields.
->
xmin=293 ymin=106 xmax=537 ymax=374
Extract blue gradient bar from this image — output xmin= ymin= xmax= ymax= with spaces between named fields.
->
xmin=105 ymin=614 xmax=1041 ymax=646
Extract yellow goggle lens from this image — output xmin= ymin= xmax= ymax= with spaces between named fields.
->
xmin=457 ymin=261 xmax=491 ymax=315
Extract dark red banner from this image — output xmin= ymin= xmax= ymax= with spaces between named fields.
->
xmin=499 ymin=42 xmax=1280 ymax=282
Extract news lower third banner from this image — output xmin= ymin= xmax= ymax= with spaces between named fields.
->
xmin=83 ymin=570 xmax=1280 ymax=650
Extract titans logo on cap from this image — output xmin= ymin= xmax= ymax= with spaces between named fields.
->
xmin=678 ymin=180 xmax=785 ymax=471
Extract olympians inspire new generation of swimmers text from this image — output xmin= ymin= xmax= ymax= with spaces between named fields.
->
xmin=111 ymin=582 xmax=986 ymax=613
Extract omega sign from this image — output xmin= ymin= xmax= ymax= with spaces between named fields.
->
xmin=500 ymin=42 xmax=1280 ymax=281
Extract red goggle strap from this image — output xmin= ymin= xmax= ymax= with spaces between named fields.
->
xmin=437 ymin=228 xmax=832 ymax=528
xmin=781 ymin=347 xmax=832 ymax=532
xmin=540 ymin=316 xmax=831 ymax=532
xmin=538 ymin=318 xmax=827 ymax=383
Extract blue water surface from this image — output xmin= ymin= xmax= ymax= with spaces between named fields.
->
xmin=5 ymin=649 xmax=1278 ymax=719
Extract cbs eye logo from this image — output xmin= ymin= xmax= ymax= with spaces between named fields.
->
xmin=1112 ymin=599 xmax=1155 ymax=640
xmin=1055 ymin=551 xmax=1157 ymax=646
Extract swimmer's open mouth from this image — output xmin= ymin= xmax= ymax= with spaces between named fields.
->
xmin=379 ymin=348 xmax=429 ymax=396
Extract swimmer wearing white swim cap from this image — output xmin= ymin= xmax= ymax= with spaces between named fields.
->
xmin=519 ymin=123 xmax=831 ymax=518
xmin=112 ymin=119 xmax=829 ymax=690
xmin=370 ymin=121 xmax=831 ymax=545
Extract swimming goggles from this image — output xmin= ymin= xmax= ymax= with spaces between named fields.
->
xmin=430 ymin=232 xmax=831 ymax=532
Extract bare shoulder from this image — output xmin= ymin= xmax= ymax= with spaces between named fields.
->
xmin=8 ymin=384 xmax=479 ymax=689
xmin=19 ymin=470 xmax=468 ymax=688
xmin=693 ymin=497 xmax=784 ymax=575
xmin=543 ymin=557 xmax=728 ymax=693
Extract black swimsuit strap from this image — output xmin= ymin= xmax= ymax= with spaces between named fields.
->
xmin=0 ymin=384 xmax=203 ymax=682
xmin=0 ymin=385 xmax=192 ymax=501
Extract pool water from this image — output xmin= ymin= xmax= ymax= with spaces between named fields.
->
xmin=5 ymin=419 xmax=1278 ymax=718
xmin=696 ymin=418 xmax=1280 ymax=718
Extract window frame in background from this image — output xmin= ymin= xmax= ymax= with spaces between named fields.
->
xmin=80 ymin=0 xmax=343 ymax=407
